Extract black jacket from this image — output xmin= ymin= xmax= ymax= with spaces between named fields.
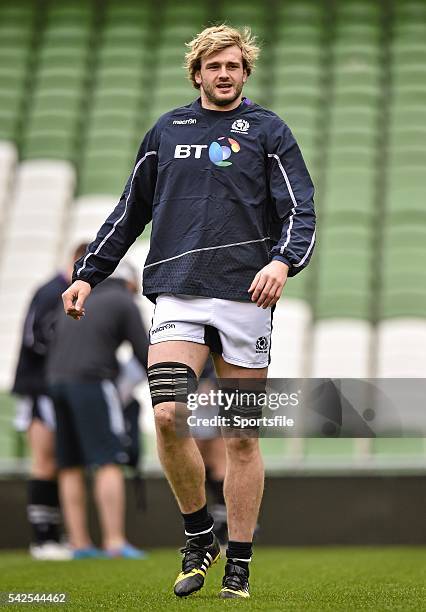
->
xmin=73 ymin=97 xmax=316 ymax=302
xmin=12 ymin=274 xmax=68 ymax=396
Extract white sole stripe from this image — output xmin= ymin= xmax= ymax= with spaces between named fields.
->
xmin=144 ymin=237 xmax=271 ymax=269
xmin=185 ymin=525 xmax=213 ymax=536
xmin=77 ymin=150 xmax=157 ymax=277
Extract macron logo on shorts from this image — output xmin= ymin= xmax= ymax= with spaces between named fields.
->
xmin=151 ymin=323 xmax=176 ymax=334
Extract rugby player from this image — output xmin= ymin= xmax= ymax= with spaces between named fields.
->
xmin=62 ymin=25 xmax=315 ymax=599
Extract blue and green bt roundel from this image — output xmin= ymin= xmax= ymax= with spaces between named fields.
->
xmin=208 ymin=137 xmax=240 ymax=167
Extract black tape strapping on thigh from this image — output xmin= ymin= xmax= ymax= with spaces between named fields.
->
xmin=218 ymin=387 xmax=264 ymax=423
xmin=148 ymin=361 xmax=198 ymax=408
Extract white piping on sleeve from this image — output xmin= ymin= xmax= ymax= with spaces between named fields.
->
xmin=293 ymin=229 xmax=316 ymax=268
xmin=76 ymin=150 xmax=157 ymax=277
xmin=144 ymin=236 xmax=271 ymax=269
xmin=268 ymin=152 xmax=314 ymax=267
xmin=268 ymin=153 xmax=297 ymax=253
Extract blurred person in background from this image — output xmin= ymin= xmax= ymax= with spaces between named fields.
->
xmin=11 ymin=243 xmax=88 ymax=560
xmin=47 ymin=259 xmax=149 ymax=559
xmin=62 ymin=24 xmax=315 ymax=598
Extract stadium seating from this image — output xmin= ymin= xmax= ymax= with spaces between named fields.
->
xmin=0 ymin=0 xmax=425 ymax=470
xmin=79 ymin=0 xmax=153 ymax=196
xmin=271 ymin=0 xmax=324 ymax=179
xmin=0 ymin=1 xmax=36 ymax=144
xmin=0 ymin=160 xmax=75 ymax=388
xmin=0 ymin=142 xmax=17 ymax=230
xmin=21 ymin=2 xmax=95 ymax=163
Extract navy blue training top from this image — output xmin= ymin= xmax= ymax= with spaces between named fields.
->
xmin=74 ymin=97 xmax=316 ymax=303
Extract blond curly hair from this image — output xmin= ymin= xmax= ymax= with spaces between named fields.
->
xmin=185 ymin=24 xmax=260 ymax=89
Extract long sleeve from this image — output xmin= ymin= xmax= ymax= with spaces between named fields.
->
xmin=72 ymin=126 xmax=159 ymax=287
xmin=266 ymin=118 xmax=316 ymax=276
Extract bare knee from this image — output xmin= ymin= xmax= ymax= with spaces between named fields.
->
xmin=30 ymin=441 xmax=57 ymax=479
xmin=154 ymin=403 xmax=176 ymax=436
xmin=32 ymin=456 xmax=57 ymax=480
xmin=225 ymin=437 xmax=260 ymax=464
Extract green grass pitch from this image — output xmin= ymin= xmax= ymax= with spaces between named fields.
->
xmin=0 ymin=548 xmax=424 ymax=611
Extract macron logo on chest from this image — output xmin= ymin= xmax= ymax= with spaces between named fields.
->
xmin=172 ymin=118 xmax=197 ymax=125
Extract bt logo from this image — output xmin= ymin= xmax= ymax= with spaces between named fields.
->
xmin=174 ymin=138 xmax=241 ymax=168
xmin=209 ymin=137 xmax=240 ymax=167
xmin=174 ymin=144 xmax=207 ymax=159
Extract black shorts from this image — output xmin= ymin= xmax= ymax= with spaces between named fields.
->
xmin=49 ymin=381 xmax=129 ymax=469
xmin=14 ymin=395 xmax=56 ymax=432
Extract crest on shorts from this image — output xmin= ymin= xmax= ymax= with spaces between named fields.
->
xmin=255 ymin=336 xmax=268 ymax=353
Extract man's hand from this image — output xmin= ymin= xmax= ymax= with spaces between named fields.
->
xmin=248 ymin=261 xmax=289 ymax=308
xmin=62 ymin=280 xmax=91 ymax=320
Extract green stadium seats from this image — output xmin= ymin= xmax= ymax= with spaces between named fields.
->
xmin=105 ymin=0 xmax=152 ymax=20
xmin=35 ymin=71 xmax=87 ymax=92
xmin=382 ymin=224 xmax=425 ymax=250
xmin=333 ymin=86 xmax=381 ymax=107
xmin=43 ymin=25 xmax=91 ymax=46
xmin=328 ymin=130 xmax=377 ymax=149
xmin=90 ymin=93 xmax=141 ymax=116
xmin=278 ymin=0 xmax=323 ymax=22
xmin=336 ymin=0 xmax=381 ymax=21
xmin=102 ymin=24 xmax=150 ymax=44
xmin=391 ymin=42 xmax=426 ymax=65
xmin=388 ymin=128 xmax=426 ymax=149
xmin=26 ymin=114 xmax=77 ymax=134
xmin=22 ymin=133 xmax=77 ymax=161
xmin=272 ymin=44 xmax=321 ymax=66
xmin=388 ymin=106 xmax=426 ymax=130
xmin=334 ymin=70 xmax=380 ymax=90
xmin=89 ymin=114 xmax=137 ymax=133
xmin=276 ymin=24 xmax=323 ymax=44
xmin=0 ymin=117 xmax=18 ymax=141
xmin=379 ymin=292 xmax=426 ymax=319
xmin=320 ymin=226 xmax=374 ymax=253
xmin=335 ymin=23 xmax=381 ymax=43
xmin=79 ymin=171 xmax=128 ymax=197
xmin=394 ymin=0 xmax=426 ymax=20
xmin=38 ymin=45 xmax=90 ymax=66
xmin=316 ymin=293 xmax=372 ymax=320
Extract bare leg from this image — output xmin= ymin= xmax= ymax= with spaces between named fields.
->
xmin=196 ymin=437 xmax=226 ymax=481
xmin=212 ymin=355 xmax=266 ymax=542
xmin=27 ymin=420 xmax=56 ymax=480
xmin=223 ymin=437 xmax=264 ymax=541
xmin=149 ymin=341 xmax=209 ymax=513
xmin=94 ymin=464 xmax=125 ymax=550
xmin=58 ymin=467 xmax=91 ymax=549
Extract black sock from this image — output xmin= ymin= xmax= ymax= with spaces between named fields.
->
xmin=27 ymin=479 xmax=61 ymax=545
xmin=206 ymin=469 xmax=225 ymax=506
xmin=226 ymin=541 xmax=252 ymax=574
xmin=181 ymin=504 xmax=214 ymax=545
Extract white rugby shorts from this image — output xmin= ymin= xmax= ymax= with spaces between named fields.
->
xmin=149 ymin=294 xmax=273 ymax=368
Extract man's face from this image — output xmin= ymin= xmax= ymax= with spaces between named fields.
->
xmin=195 ymin=45 xmax=247 ymax=108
